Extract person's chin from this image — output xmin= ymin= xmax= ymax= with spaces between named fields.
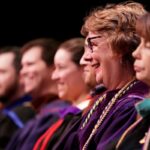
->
xmin=96 ymin=76 xmax=102 ymax=84
xmin=58 ymin=92 xmax=66 ymax=99
xmin=25 ymin=87 xmax=34 ymax=94
xmin=136 ymin=72 xmax=143 ymax=80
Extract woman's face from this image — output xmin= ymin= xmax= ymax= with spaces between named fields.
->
xmin=133 ymin=37 xmax=150 ymax=85
xmin=52 ymin=49 xmax=85 ymax=101
xmin=86 ymin=32 xmax=121 ymax=88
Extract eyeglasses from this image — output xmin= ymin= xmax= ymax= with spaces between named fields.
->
xmin=87 ymin=36 xmax=102 ymax=52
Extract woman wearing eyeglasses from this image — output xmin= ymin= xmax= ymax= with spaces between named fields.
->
xmin=116 ymin=12 xmax=150 ymax=150
xmin=45 ymin=2 xmax=150 ymax=150
xmin=77 ymin=3 xmax=149 ymax=150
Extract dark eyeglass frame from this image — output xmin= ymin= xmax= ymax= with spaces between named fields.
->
xmin=87 ymin=36 xmax=102 ymax=52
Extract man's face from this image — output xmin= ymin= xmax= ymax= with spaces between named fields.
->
xmin=20 ymin=47 xmax=51 ymax=96
xmin=0 ymin=52 xmax=18 ymax=99
xmin=80 ymin=42 xmax=97 ymax=88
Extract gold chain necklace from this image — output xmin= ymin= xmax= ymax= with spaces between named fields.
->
xmin=82 ymin=79 xmax=137 ymax=150
xmin=80 ymin=93 xmax=106 ymax=129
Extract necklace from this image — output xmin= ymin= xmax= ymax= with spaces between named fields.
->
xmin=80 ymin=93 xmax=106 ymax=129
xmin=82 ymin=78 xmax=137 ymax=150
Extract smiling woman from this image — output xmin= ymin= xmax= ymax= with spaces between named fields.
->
xmin=75 ymin=2 xmax=149 ymax=150
xmin=52 ymin=38 xmax=90 ymax=106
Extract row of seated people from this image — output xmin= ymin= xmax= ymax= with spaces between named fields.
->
xmin=0 ymin=1 xmax=150 ymax=150
xmin=0 ymin=37 xmax=104 ymax=149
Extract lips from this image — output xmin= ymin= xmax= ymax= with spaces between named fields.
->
xmin=134 ymin=65 xmax=142 ymax=72
xmin=57 ymin=83 xmax=64 ymax=89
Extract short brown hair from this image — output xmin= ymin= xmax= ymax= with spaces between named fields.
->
xmin=81 ymin=1 xmax=146 ymax=67
xmin=21 ymin=38 xmax=60 ymax=66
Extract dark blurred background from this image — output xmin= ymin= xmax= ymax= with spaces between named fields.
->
xmin=0 ymin=0 xmax=149 ymax=46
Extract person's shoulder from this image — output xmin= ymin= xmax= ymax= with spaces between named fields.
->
xmin=12 ymin=105 xmax=36 ymax=123
xmin=0 ymin=105 xmax=36 ymax=129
